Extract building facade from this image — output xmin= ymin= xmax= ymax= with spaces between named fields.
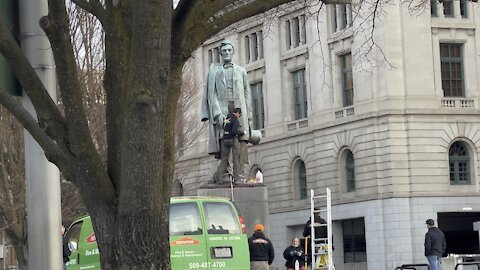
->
xmin=176 ymin=1 xmax=480 ymax=269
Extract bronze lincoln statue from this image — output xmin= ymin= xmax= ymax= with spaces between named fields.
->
xmin=200 ymin=40 xmax=252 ymax=183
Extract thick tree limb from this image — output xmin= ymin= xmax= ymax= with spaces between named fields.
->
xmin=173 ymin=0 xmax=296 ymax=62
xmin=0 ymin=89 xmax=66 ymax=163
xmin=71 ymin=0 xmax=106 ymax=25
xmin=42 ymin=0 xmax=100 ymax=159
xmin=0 ymin=18 xmax=68 ymax=146
xmin=43 ymin=0 xmax=118 ymax=209
xmin=174 ymin=0 xmax=245 ymax=26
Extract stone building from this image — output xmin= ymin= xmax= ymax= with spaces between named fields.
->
xmin=176 ymin=1 xmax=480 ymax=269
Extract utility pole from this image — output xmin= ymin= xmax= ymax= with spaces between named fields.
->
xmin=18 ymin=0 xmax=63 ymax=269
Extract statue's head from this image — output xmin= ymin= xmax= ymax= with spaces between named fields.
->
xmin=220 ymin=39 xmax=234 ymax=63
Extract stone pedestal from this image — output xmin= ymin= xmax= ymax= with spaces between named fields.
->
xmin=198 ymin=183 xmax=270 ymax=236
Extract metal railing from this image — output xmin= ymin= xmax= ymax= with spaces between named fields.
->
xmin=395 ymin=264 xmax=430 ymax=270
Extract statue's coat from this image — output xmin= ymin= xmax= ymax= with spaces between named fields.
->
xmin=201 ymin=63 xmax=252 ymax=156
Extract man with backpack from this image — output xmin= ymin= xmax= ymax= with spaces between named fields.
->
xmin=216 ymin=107 xmax=245 ymax=183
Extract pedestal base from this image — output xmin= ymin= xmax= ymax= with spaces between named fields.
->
xmin=197 ymin=183 xmax=270 ymax=236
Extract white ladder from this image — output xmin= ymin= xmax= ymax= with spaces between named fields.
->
xmin=310 ymin=188 xmax=333 ymax=270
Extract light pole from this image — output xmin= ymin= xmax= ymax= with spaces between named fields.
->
xmin=18 ymin=0 xmax=63 ymax=269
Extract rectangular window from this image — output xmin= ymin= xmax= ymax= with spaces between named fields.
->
xmin=342 ymin=218 xmax=367 ymax=263
xmin=245 ymin=31 xmax=264 ymax=63
xmin=300 ymin=15 xmax=307 ymax=44
xmin=244 ymin=35 xmax=250 ymax=63
xmin=258 ymin=31 xmax=264 ymax=59
xmin=440 ymin=43 xmax=464 ymax=97
xmin=331 ymin=5 xmax=338 ymax=33
xmin=286 ymin=15 xmax=307 ymax=49
xmin=331 ymin=5 xmax=351 ymax=33
xmin=286 ymin=20 xmax=292 ymax=49
xmin=208 ymin=50 xmax=213 ymax=66
xmin=340 ymin=4 xmax=348 ymax=29
xmin=443 ymin=1 xmax=454 ymax=17
xmin=292 ymin=69 xmax=308 ymax=120
xmin=208 ymin=47 xmax=221 ymax=66
xmin=348 ymin=4 xmax=353 ymax=27
xmin=431 ymin=0 xmax=437 ymax=16
xmin=213 ymin=47 xmax=219 ymax=64
xmin=460 ymin=0 xmax=467 ymax=18
xmin=340 ymin=53 xmax=354 ymax=107
xmin=250 ymin=82 xmax=265 ymax=130
xmin=252 ymin=33 xmax=259 ymax=61
xmin=292 ymin=17 xmax=300 ymax=48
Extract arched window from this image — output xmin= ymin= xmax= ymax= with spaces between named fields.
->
xmin=249 ymin=166 xmax=263 ymax=183
xmin=449 ymin=141 xmax=470 ymax=185
xmin=346 ymin=151 xmax=355 ymax=191
xmin=294 ymin=159 xmax=308 ymax=200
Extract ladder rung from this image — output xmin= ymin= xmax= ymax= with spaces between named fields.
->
xmin=312 ymin=195 xmax=327 ymax=199
xmin=313 ymin=252 xmax=330 ymax=256
xmin=313 ymin=209 xmax=327 ymax=213
xmin=313 ymin=238 xmax=328 ymax=242
xmin=311 ymin=223 xmax=327 ymax=227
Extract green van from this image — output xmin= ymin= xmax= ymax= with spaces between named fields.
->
xmin=65 ymin=196 xmax=250 ymax=270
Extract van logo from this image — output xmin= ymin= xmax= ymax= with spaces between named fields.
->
xmin=170 ymin=237 xmax=200 ymax=246
xmin=86 ymin=233 xmax=97 ymax=243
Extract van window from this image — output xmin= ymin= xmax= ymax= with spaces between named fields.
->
xmin=203 ymin=202 xmax=240 ymax=234
xmin=170 ymin=203 xmax=202 ymax=236
xmin=66 ymin=221 xmax=83 ymax=244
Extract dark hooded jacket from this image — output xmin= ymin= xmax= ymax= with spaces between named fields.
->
xmin=248 ymin=231 xmax=275 ymax=265
xmin=223 ymin=113 xmax=243 ymax=139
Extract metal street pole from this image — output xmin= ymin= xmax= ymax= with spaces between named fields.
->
xmin=18 ymin=0 xmax=63 ymax=269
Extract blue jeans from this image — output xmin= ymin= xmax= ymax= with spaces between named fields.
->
xmin=427 ymin=255 xmax=441 ymax=270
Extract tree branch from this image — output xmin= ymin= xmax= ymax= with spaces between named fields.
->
xmin=42 ymin=0 xmax=100 ymax=159
xmin=173 ymin=0 xmax=296 ymax=63
xmin=43 ymin=0 xmax=117 ymax=200
xmin=173 ymin=0 xmax=239 ymax=25
xmin=0 ymin=89 xmax=67 ymax=163
xmin=71 ymin=0 xmax=106 ymax=25
xmin=0 ymin=18 xmax=68 ymax=146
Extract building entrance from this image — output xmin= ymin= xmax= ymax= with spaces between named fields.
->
xmin=438 ymin=212 xmax=480 ymax=255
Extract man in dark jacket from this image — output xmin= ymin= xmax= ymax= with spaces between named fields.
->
xmin=302 ymin=211 xmax=327 ymax=265
xmin=216 ymin=107 xmax=245 ymax=183
xmin=302 ymin=211 xmax=327 ymax=239
xmin=248 ymin=224 xmax=275 ymax=270
xmin=62 ymin=224 xmax=71 ymax=270
xmin=424 ymin=219 xmax=446 ymax=270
